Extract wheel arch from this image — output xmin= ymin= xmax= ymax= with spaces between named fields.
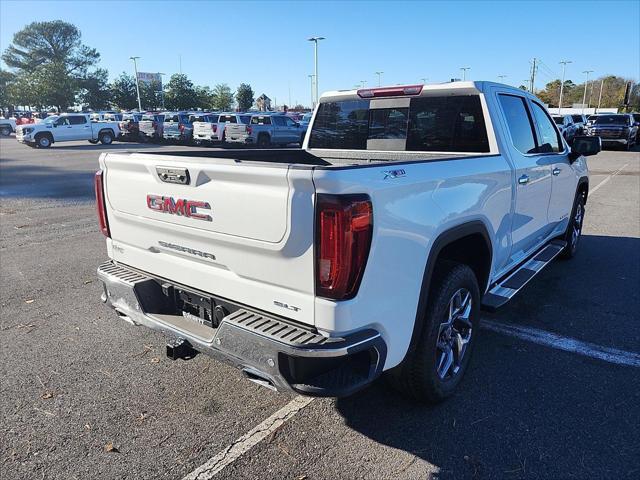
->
xmin=404 ymin=221 xmax=493 ymax=360
xmin=35 ymin=130 xmax=54 ymax=144
xmin=99 ymin=128 xmax=115 ymax=137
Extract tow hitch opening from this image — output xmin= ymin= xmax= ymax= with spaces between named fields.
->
xmin=166 ymin=338 xmax=198 ymax=360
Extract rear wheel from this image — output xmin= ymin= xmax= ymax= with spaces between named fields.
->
xmin=388 ymin=261 xmax=480 ymax=403
xmin=88 ymin=139 xmax=99 ymax=144
xmin=561 ymin=191 xmax=585 ymax=259
xmin=257 ymin=134 xmax=270 ymax=148
xmin=99 ymin=131 xmax=113 ymax=145
xmin=0 ymin=126 xmax=11 ymax=136
xmin=35 ymin=133 xmax=52 ymax=148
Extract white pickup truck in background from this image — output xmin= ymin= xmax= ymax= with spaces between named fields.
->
xmin=96 ymin=81 xmax=600 ymax=402
xmin=16 ymin=113 xmax=120 ymax=148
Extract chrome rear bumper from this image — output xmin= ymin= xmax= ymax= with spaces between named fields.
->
xmin=97 ymin=261 xmax=386 ymax=397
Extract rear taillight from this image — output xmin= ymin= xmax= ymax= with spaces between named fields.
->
xmin=212 ymin=124 xmax=217 ymax=133
xmin=94 ymin=170 xmax=110 ymax=238
xmin=315 ymin=194 xmax=373 ymax=300
xmin=246 ymin=126 xmax=252 ymax=135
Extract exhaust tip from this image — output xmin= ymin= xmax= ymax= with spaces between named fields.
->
xmin=242 ymin=368 xmax=277 ymax=391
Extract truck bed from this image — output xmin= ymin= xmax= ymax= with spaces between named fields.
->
xmin=136 ymin=148 xmax=480 ymax=168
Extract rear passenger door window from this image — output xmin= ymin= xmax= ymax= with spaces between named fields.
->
xmin=498 ymin=94 xmax=537 ymax=154
xmin=407 ymin=96 xmax=489 ymax=152
xmin=530 ymin=102 xmax=562 ymax=153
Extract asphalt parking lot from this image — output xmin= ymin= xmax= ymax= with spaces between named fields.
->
xmin=1 ymin=136 xmax=638 ymax=480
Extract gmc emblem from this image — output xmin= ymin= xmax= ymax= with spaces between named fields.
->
xmin=147 ymin=195 xmax=212 ymax=221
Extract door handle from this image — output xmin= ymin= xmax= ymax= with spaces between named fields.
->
xmin=518 ymin=175 xmax=530 ymax=185
xmin=552 ymin=168 xmax=561 ymax=176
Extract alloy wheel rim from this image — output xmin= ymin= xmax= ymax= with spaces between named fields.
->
xmin=436 ymin=288 xmax=473 ymax=380
xmin=571 ymin=202 xmax=583 ymax=249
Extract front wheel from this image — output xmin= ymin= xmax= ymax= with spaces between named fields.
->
xmin=561 ymin=192 xmax=585 ymax=259
xmin=35 ymin=134 xmax=52 ymax=148
xmin=0 ymin=126 xmax=12 ymax=136
xmin=388 ymin=261 xmax=480 ymax=403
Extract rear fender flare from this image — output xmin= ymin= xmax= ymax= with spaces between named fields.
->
xmin=403 ymin=221 xmax=492 ymax=361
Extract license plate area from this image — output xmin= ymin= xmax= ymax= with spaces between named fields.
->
xmin=158 ymin=283 xmax=237 ymax=330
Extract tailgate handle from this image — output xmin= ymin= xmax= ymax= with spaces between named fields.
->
xmin=156 ymin=167 xmax=190 ymax=185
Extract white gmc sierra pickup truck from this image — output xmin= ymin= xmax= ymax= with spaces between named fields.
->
xmin=17 ymin=113 xmax=119 ymax=148
xmin=96 ymin=82 xmax=600 ymax=402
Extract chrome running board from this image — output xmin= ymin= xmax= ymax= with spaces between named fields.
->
xmin=482 ymin=240 xmax=567 ymax=311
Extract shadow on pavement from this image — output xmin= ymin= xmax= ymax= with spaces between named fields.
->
xmin=335 ymin=234 xmax=640 ymax=479
xmin=0 ymin=161 xmax=96 ymax=199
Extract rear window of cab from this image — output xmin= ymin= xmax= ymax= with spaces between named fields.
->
xmin=308 ymin=95 xmax=489 ymax=152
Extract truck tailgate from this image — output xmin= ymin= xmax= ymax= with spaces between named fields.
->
xmin=100 ymin=151 xmax=317 ymax=324
xmin=225 ymin=123 xmax=248 ymax=137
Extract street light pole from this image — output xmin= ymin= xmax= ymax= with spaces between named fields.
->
xmin=360 ymin=80 xmax=367 ymax=88
xmin=558 ymin=59 xmax=572 ymax=114
xmin=581 ymin=70 xmax=593 ymax=114
xmin=375 ymin=71 xmax=384 ymax=86
xmin=130 ymin=56 xmax=142 ymax=111
xmin=460 ymin=67 xmax=471 ymax=81
xmin=421 ymin=77 xmax=428 ymax=84
xmin=498 ymin=74 xmax=507 ymax=83
xmin=308 ymin=37 xmax=325 ymax=107
xmin=308 ymin=74 xmax=315 ymax=109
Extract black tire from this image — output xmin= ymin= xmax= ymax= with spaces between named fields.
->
xmin=88 ymin=139 xmax=99 ymax=144
xmin=388 ymin=261 xmax=480 ymax=403
xmin=0 ymin=125 xmax=12 ymax=136
xmin=99 ymin=131 xmax=113 ymax=145
xmin=35 ymin=133 xmax=52 ymax=148
xmin=257 ymin=134 xmax=270 ymax=148
xmin=560 ymin=191 xmax=586 ymax=259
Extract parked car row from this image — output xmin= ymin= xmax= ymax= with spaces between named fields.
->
xmin=116 ymin=110 xmax=309 ymax=147
xmin=551 ymin=112 xmax=639 ymax=149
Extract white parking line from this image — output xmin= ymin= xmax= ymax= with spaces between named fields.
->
xmin=590 ymin=163 xmax=628 ymax=194
xmin=482 ymin=319 xmax=640 ymax=367
xmin=182 ymin=396 xmax=314 ymax=480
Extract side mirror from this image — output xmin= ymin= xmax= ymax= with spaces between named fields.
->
xmin=53 ymin=123 xmax=58 ymax=128
xmin=569 ymin=136 xmax=601 ymax=161
xmin=295 ymin=122 xmax=300 ymax=128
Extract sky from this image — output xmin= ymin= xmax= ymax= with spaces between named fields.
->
xmin=1 ymin=0 xmax=639 ymax=107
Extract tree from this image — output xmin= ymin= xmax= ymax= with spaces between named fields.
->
xmin=78 ymin=68 xmax=110 ymax=110
xmin=235 ymin=83 xmax=254 ymax=111
xmin=2 ymin=20 xmax=101 ymax=110
xmin=212 ymin=83 xmax=234 ymax=111
xmin=0 ymin=69 xmax=15 ymax=111
xmin=2 ymin=20 xmax=99 ymax=75
xmin=140 ymin=80 xmax=163 ymax=110
xmin=164 ymin=74 xmax=198 ymax=110
xmin=195 ymin=85 xmax=214 ymax=110
xmin=110 ymin=73 xmax=138 ymax=110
